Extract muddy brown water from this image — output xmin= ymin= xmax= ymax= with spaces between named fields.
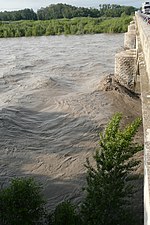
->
xmin=0 ymin=34 xmax=143 ymax=211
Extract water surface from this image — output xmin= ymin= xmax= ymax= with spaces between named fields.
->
xmin=1 ymin=34 xmax=139 ymax=208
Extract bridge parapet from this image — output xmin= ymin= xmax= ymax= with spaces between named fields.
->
xmin=136 ymin=13 xmax=150 ymax=83
xmin=135 ymin=12 xmax=150 ymax=225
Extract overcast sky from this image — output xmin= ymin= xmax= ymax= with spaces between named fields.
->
xmin=0 ymin=0 xmax=142 ymax=11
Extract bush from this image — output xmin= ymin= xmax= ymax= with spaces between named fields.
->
xmin=49 ymin=201 xmax=81 ymax=225
xmin=0 ymin=16 xmax=132 ymax=38
xmin=0 ymin=177 xmax=46 ymax=225
xmin=81 ymin=113 xmax=143 ymax=225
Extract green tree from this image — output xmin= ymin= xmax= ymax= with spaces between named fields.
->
xmin=81 ymin=113 xmax=142 ymax=225
xmin=49 ymin=201 xmax=80 ymax=225
xmin=0 ymin=177 xmax=46 ymax=225
xmin=0 ymin=8 xmax=37 ymax=21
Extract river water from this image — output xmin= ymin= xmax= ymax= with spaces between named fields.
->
xmin=0 ymin=34 xmax=142 ymax=208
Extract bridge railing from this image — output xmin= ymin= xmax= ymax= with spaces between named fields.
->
xmin=135 ymin=12 xmax=150 ymax=82
xmin=135 ymin=12 xmax=150 ymax=225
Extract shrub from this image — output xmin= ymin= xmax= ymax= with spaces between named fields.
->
xmin=81 ymin=113 xmax=143 ymax=225
xmin=0 ymin=177 xmax=46 ymax=225
xmin=49 ymin=201 xmax=81 ymax=225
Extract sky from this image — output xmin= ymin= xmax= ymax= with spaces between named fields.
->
xmin=0 ymin=0 xmax=143 ymax=12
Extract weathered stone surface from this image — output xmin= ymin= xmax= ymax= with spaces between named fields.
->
xmin=128 ymin=23 xmax=136 ymax=32
xmin=124 ymin=31 xmax=136 ymax=49
xmin=114 ymin=49 xmax=137 ymax=91
xmin=135 ymin=17 xmax=150 ymax=224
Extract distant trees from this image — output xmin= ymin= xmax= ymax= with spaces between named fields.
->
xmin=99 ymin=4 xmax=136 ymax=17
xmin=0 ymin=8 xmax=37 ymax=21
xmin=37 ymin=4 xmax=100 ymax=20
xmin=37 ymin=3 xmax=137 ymax=20
xmin=0 ymin=4 xmax=137 ymax=22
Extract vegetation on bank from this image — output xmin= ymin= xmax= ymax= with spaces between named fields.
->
xmin=0 ymin=4 xmax=137 ymax=21
xmin=0 ymin=15 xmax=132 ymax=38
xmin=0 ymin=3 xmax=136 ymax=38
xmin=0 ymin=113 xmax=143 ymax=225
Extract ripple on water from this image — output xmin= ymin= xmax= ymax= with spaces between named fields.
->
xmin=0 ymin=34 xmax=131 ymax=208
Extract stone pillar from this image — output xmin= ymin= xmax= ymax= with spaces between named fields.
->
xmin=114 ymin=49 xmax=137 ymax=91
xmin=124 ymin=22 xmax=136 ymax=49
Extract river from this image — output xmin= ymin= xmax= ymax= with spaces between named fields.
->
xmin=0 ymin=34 xmax=142 ymax=208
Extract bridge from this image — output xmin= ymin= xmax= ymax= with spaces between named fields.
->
xmin=136 ymin=12 xmax=150 ymax=225
xmin=114 ymin=12 xmax=150 ymax=225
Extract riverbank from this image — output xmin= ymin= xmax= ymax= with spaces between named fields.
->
xmin=0 ymin=16 xmax=132 ymax=38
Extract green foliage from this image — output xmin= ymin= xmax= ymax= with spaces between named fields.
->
xmin=0 ymin=4 xmax=136 ymax=22
xmin=81 ymin=113 xmax=142 ymax=225
xmin=0 ymin=3 xmax=137 ymax=38
xmin=0 ymin=177 xmax=46 ymax=225
xmin=37 ymin=3 xmax=137 ymax=20
xmin=0 ymin=8 xmax=37 ymax=21
xmin=98 ymin=16 xmax=132 ymax=33
xmin=0 ymin=15 xmax=132 ymax=38
xmin=37 ymin=3 xmax=100 ymax=20
xmin=99 ymin=4 xmax=137 ymax=17
xmin=49 ymin=201 xmax=80 ymax=225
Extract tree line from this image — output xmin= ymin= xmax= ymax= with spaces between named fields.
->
xmin=0 ymin=114 xmax=143 ymax=225
xmin=0 ymin=8 xmax=37 ymax=21
xmin=0 ymin=3 xmax=137 ymax=21
xmin=0 ymin=16 xmax=132 ymax=38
